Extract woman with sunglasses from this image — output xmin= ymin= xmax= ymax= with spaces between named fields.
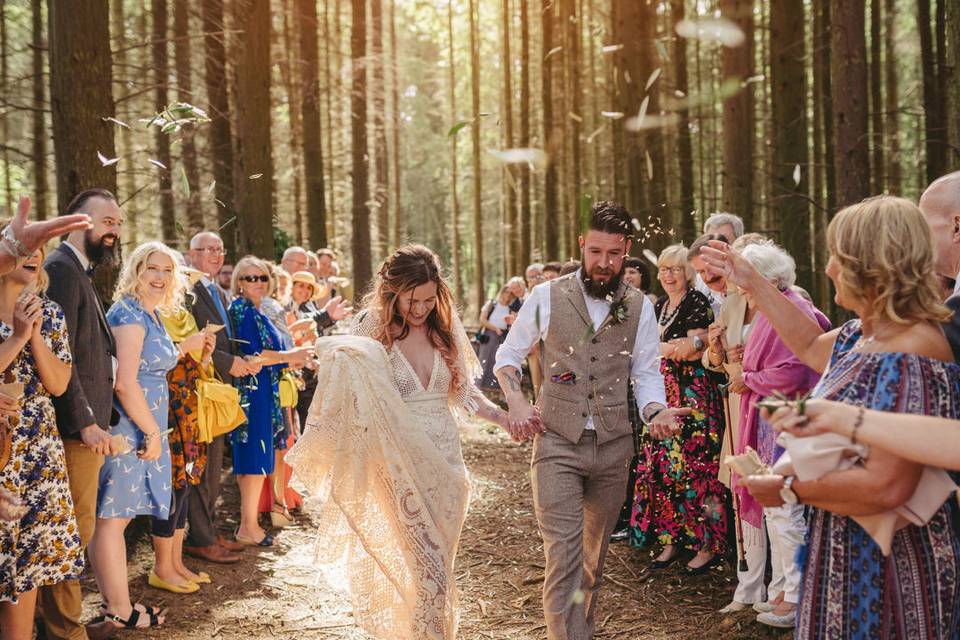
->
xmin=227 ymin=256 xmax=310 ymax=547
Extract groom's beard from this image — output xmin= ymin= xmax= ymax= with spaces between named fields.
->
xmin=580 ymin=266 xmax=622 ymax=300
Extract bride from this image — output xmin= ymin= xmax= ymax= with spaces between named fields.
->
xmin=287 ymin=245 xmax=511 ymax=640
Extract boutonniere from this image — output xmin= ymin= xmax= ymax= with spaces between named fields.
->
xmin=607 ymin=292 xmax=629 ymax=325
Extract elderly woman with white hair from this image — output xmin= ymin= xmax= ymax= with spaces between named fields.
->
xmin=726 ymin=242 xmax=830 ymax=628
xmin=630 ymin=245 xmax=729 ymax=574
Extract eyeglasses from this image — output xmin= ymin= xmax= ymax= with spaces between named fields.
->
xmin=239 ymin=275 xmax=270 ymax=283
xmin=196 ymin=247 xmax=225 ymax=255
xmin=658 ymin=266 xmax=685 ymax=275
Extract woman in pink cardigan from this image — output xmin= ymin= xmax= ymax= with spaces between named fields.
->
xmin=727 ymin=242 xmax=831 ymax=630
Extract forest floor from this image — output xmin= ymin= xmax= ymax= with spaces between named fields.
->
xmin=78 ymin=419 xmax=791 ymax=640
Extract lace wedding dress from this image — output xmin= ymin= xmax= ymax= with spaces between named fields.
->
xmin=286 ymin=310 xmax=482 ymax=640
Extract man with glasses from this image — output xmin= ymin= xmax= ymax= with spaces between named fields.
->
xmin=183 ymin=231 xmax=259 ymax=564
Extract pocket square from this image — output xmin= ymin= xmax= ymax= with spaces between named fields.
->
xmin=550 ymin=370 xmax=577 ymax=385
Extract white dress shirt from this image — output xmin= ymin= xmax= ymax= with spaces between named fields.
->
xmin=495 ymin=271 xmax=666 ymax=430
xmin=64 ymin=240 xmax=91 ymax=271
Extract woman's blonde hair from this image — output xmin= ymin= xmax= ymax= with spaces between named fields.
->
xmin=0 ymin=218 xmax=48 ymax=294
xmin=658 ymin=244 xmax=695 ymax=286
xmin=827 ymin=195 xmax=950 ymax=325
xmin=231 ymin=255 xmax=273 ymax=298
xmin=113 ymin=241 xmax=185 ymax=311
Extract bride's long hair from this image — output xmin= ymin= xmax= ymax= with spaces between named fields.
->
xmin=363 ymin=244 xmax=462 ymax=391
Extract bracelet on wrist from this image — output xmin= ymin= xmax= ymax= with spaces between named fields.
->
xmin=850 ymin=406 xmax=865 ymax=444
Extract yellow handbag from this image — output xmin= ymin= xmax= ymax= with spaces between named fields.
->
xmin=278 ymin=370 xmax=300 ymax=408
xmin=195 ymin=370 xmax=247 ymax=442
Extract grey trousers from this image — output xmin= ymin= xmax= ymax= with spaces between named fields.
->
xmin=186 ymin=433 xmax=226 ymax=547
xmin=531 ymin=430 xmax=634 ymax=640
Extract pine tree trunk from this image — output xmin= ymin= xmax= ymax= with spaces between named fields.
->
xmin=541 ymin=0 xmax=559 ymax=260
xmin=812 ymin=0 xmax=828 ymax=308
xmin=518 ymin=0 xmax=531 ymax=268
xmin=869 ymin=0 xmax=884 ymax=192
xmin=323 ymin=0 xmax=336 ymax=244
xmin=447 ymin=0 xmax=462 ymax=301
xmin=369 ymin=0 xmax=389 ymax=259
xmin=49 ymin=1 xmax=117 ymax=213
xmin=884 ymin=0 xmax=902 ymax=190
xmin=770 ymin=0 xmax=812 ymax=290
xmin=720 ymin=0 xmax=754 ymax=230
xmin=389 ymin=0 xmax=402 ymax=247
xmin=469 ymin=0 xmax=484 ymax=313
xmin=0 ymin=0 xmax=10 ymax=213
xmin=152 ymin=0 xmax=176 ymax=242
xmin=946 ymin=0 xmax=960 ymax=170
xmin=31 ymin=0 xmax=47 ymax=220
xmin=501 ymin=0 xmax=518 ymax=275
xmin=819 ymin=0 xmax=836 ymax=214
xmin=174 ymin=0 xmax=203 ymax=237
xmin=918 ymin=0 xmax=946 ymax=182
xmin=295 ymin=0 xmax=328 ymax=248
xmin=830 ymin=0 xmax=870 ymax=207
xmin=562 ymin=0 xmax=582 ymax=247
xmin=350 ymin=0 xmax=372 ymax=293
xmin=280 ymin=0 xmax=304 ymax=244
xmin=233 ymin=0 xmax=274 ymax=258
xmin=201 ymin=0 xmax=235 ymax=255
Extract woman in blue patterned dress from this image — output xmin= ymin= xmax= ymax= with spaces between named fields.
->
xmin=228 ymin=256 xmax=310 ymax=548
xmin=703 ymin=196 xmax=960 ymax=639
xmin=87 ymin=242 xmax=182 ymax=630
xmin=0 ymin=243 xmax=79 ymax=638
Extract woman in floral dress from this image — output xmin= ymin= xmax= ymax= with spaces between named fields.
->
xmin=631 ymin=244 xmax=728 ymax=573
xmin=0 ymin=244 xmax=80 ymax=636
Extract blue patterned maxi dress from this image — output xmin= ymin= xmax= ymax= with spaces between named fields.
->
xmin=796 ymin=320 xmax=960 ymax=639
xmin=97 ymin=296 xmax=178 ymax=519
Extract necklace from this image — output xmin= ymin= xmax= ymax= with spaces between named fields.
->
xmin=658 ymin=292 xmax=687 ymax=339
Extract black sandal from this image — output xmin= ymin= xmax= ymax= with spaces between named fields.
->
xmin=94 ymin=603 xmax=164 ymax=629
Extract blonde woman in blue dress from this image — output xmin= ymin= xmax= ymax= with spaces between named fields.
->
xmin=88 ymin=242 xmax=183 ymax=630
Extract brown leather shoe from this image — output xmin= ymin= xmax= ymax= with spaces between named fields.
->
xmin=183 ymin=544 xmax=241 ymax=564
xmin=217 ymin=534 xmax=246 ymax=553
xmin=85 ymin=620 xmax=117 ymax=640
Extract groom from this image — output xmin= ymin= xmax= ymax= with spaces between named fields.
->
xmin=495 ymin=202 xmax=688 ymax=640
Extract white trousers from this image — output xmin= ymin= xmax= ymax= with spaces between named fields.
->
xmin=764 ymin=503 xmax=806 ymax=604
xmin=733 ymin=520 xmax=768 ymax=604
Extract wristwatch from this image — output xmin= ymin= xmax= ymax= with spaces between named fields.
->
xmin=780 ymin=475 xmax=800 ymax=505
xmin=693 ymin=335 xmax=705 ymax=351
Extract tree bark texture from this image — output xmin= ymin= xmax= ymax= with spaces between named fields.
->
xmin=830 ymin=0 xmax=870 ymax=207
xmin=350 ymin=0 xmax=372 ymax=294
xmin=295 ymin=0 xmax=328 ymax=248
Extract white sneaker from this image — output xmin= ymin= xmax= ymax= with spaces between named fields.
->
xmin=718 ymin=600 xmax=750 ymax=613
xmin=752 ymin=601 xmax=777 ymax=613
xmin=757 ymin=610 xmax=797 ymax=628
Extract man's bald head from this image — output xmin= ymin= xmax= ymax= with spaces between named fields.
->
xmin=919 ymin=171 xmax=960 ymax=290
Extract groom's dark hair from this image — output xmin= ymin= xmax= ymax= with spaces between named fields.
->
xmin=589 ymin=201 xmax=634 ymax=238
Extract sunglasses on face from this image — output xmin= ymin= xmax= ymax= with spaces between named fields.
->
xmin=239 ymin=275 xmax=270 ymax=283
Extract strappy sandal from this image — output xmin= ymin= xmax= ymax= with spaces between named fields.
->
xmin=92 ymin=603 xmax=165 ymax=629
xmin=235 ymin=529 xmax=276 ymax=547
xmin=270 ymin=501 xmax=295 ymax=528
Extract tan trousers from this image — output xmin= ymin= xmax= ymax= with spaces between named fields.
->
xmin=531 ymin=430 xmax=634 ymax=640
xmin=38 ymin=439 xmax=103 ymax=640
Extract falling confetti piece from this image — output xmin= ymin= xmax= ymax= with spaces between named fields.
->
xmin=625 ymin=112 xmax=680 ymax=132
xmin=102 ymin=116 xmax=131 ymax=129
xmin=97 ymin=151 xmax=120 ymax=167
xmin=793 ymin=164 xmax=802 ymax=186
xmin=601 ymin=110 xmax=625 ymax=120
xmin=675 ymin=17 xmax=745 ymax=47
xmin=645 ymin=68 xmax=662 ymax=91
xmin=148 ymin=158 xmax=167 ymax=170
xmin=486 ymin=147 xmax=548 ymax=169
xmin=602 ymin=44 xmax=624 ymax=54
xmin=249 ymin=173 xmax=264 ymax=179
xmin=643 ymin=249 xmax=659 ymax=266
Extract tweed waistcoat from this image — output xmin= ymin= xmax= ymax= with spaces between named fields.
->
xmin=538 ymin=274 xmax=643 ymax=445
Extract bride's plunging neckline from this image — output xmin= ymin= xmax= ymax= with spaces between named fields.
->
xmin=395 ymin=343 xmax=440 ymax=392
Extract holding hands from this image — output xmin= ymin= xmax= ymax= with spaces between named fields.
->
xmin=505 ymin=399 xmax=545 ymax=442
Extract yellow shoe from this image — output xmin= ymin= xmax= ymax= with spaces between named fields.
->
xmin=148 ymin=570 xmax=200 ymax=594
xmin=187 ymin=571 xmax=211 ymax=585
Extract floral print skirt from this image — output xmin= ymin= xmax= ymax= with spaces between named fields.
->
xmin=630 ymin=358 xmax=729 ymax=554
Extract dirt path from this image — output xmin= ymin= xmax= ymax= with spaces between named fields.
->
xmin=83 ymin=420 xmax=791 ymax=639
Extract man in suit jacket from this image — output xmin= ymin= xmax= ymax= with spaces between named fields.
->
xmin=183 ymin=231 xmax=257 ymax=563
xmin=40 ymin=188 xmax=123 ymax=640
xmin=919 ymin=171 xmax=960 ymax=360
